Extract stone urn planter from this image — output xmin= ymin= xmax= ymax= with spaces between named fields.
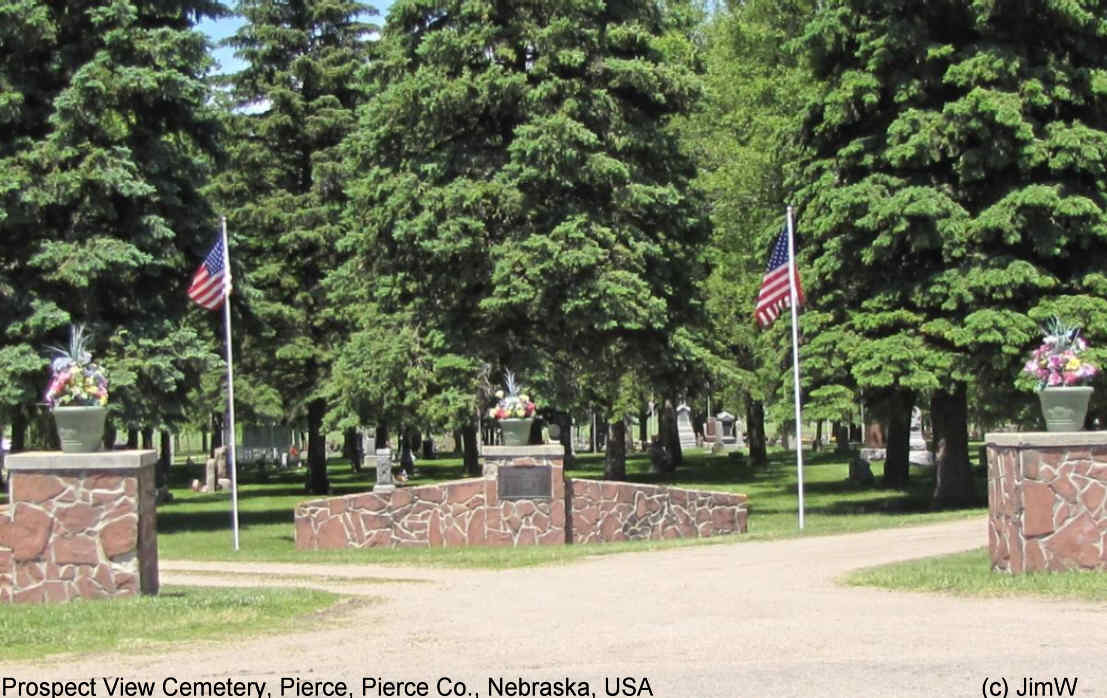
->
xmin=499 ymin=418 xmax=534 ymax=446
xmin=53 ymin=405 xmax=108 ymax=452
xmin=1038 ymin=386 xmax=1093 ymax=432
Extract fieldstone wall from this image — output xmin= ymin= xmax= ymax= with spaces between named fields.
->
xmin=295 ymin=445 xmax=748 ymax=549
xmin=295 ymin=478 xmax=489 ymax=549
xmin=569 ymin=480 xmax=747 ymax=543
xmin=296 ymin=445 xmax=566 ymax=549
xmin=0 ymin=451 xmax=159 ymax=603
xmin=988 ymin=432 xmax=1107 ymax=573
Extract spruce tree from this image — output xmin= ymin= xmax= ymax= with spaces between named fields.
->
xmin=0 ymin=0 xmax=226 ymax=446
xmin=211 ymin=0 xmax=374 ymax=493
xmin=800 ymin=0 xmax=1107 ymax=505
xmin=336 ymin=0 xmax=710 ymax=477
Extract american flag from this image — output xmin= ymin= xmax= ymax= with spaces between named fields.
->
xmin=755 ymin=225 xmax=804 ymax=328
xmin=188 ymin=236 xmax=228 ymax=310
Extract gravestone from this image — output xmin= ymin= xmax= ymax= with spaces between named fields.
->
xmin=908 ymin=407 xmax=934 ymax=466
xmin=703 ymin=418 xmax=719 ymax=444
xmin=717 ymin=411 xmax=742 ymax=447
xmin=861 ymin=419 xmax=887 ymax=461
xmin=374 ymin=448 xmax=394 ymax=493
xmin=676 ymin=404 xmax=697 ymax=450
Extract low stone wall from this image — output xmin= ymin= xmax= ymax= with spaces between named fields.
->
xmin=295 ymin=445 xmax=747 ymax=549
xmin=569 ymin=480 xmax=747 ymax=543
xmin=296 ymin=445 xmax=566 ymax=549
xmin=0 ymin=451 xmax=159 ymax=603
xmin=296 ymin=478 xmax=489 ymax=549
xmin=988 ymin=432 xmax=1107 ymax=573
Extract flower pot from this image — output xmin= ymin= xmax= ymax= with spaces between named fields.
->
xmin=499 ymin=418 xmax=534 ymax=446
xmin=53 ymin=406 xmax=107 ymax=453
xmin=1037 ymin=386 xmax=1093 ymax=432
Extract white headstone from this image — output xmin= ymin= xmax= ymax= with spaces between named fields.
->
xmin=909 ymin=407 xmax=933 ymax=466
xmin=375 ymin=447 xmax=395 ymax=492
xmin=676 ymin=404 xmax=697 ymax=450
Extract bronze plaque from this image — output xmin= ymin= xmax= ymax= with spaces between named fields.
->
xmin=498 ymin=465 xmax=552 ymax=500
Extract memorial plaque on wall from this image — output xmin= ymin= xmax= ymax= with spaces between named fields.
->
xmin=498 ymin=465 xmax=552 ymax=500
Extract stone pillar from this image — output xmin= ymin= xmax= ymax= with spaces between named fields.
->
xmin=987 ymin=432 xmax=1107 ymax=573
xmin=374 ymin=448 xmax=394 ymax=493
xmin=481 ymin=445 xmax=566 ymax=545
xmin=0 ymin=450 xmax=158 ymax=603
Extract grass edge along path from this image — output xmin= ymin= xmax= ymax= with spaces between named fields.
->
xmin=842 ymin=548 xmax=1107 ymax=603
xmin=154 ymin=448 xmax=987 ymax=568
xmin=0 ymin=585 xmax=345 ymax=662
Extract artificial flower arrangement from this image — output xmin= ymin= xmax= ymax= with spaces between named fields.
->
xmin=487 ymin=370 xmax=537 ymax=420
xmin=44 ymin=324 xmax=109 ymax=408
xmin=1023 ymin=317 xmax=1098 ymax=390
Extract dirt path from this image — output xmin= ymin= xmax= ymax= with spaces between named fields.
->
xmin=4 ymin=518 xmax=1106 ymax=698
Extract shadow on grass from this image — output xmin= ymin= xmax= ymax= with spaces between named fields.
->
xmin=158 ymin=507 xmax=294 ymax=533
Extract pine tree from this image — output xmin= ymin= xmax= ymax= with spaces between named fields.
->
xmin=336 ymin=0 xmax=710 ymax=477
xmin=211 ymin=0 xmax=375 ymax=493
xmin=684 ymin=0 xmax=819 ymax=467
xmin=800 ymin=0 xmax=1107 ymax=505
xmin=0 ymin=0 xmax=227 ymax=446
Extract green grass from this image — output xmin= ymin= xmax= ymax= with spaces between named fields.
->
xmin=0 ymin=585 xmax=344 ymax=661
xmin=152 ymin=447 xmax=987 ymax=567
xmin=843 ymin=548 xmax=1107 ymax=602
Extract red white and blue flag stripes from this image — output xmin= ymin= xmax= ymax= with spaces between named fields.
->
xmin=755 ymin=224 xmax=805 ymax=328
xmin=188 ymin=236 xmax=228 ymax=310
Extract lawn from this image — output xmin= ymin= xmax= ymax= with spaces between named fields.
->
xmin=0 ymin=585 xmax=341 ymax=661
xmin=150 ymin=446 xmax=987 ymax=566
xmin=843 ymin=548 xmax=1107 ymax=602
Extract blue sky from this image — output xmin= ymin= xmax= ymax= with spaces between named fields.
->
xmin=197 ymin=4 xmax=392 ymax=74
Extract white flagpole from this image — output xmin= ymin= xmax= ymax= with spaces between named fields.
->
xmin=220 ymin=216 xmax=241 ymax=551
xmin=786 ymin=205 xmax=806 ymax=529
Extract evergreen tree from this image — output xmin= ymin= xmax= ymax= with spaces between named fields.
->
xmin=0 ymin=0 xmax=227 ymax=447
xmin=211 ymin=0 xmax=375 ymax=493
xmin=800 ymin=0 xmax=1107 ymax=505
xmin=337 ymin=0 xmax=710 ymax=477
xmin=682 ymin=0 xmax=818 ymax=466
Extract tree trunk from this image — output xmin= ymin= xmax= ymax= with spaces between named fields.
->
xmin=746 ymin=397 xmax=767 ymax=467
xmin=12 ymin=411 xmax=26 ymax=452
xmin=157 ymin=430 xmax=172 ymax=491
xmin=462 ymin=420 xmax=480 ymax=476
xmin=605 ymin=417 xmax=627 ymax=480
xmin=201 ymin=428 xmax=208 ymax=455
xmin=453 ymin=429 xmax=462 ymax=455
xmin=103 ymin=419 xmax=116 ymax=453
xmin=374 ymin=423 xmax=388 ymax=450
xmin=306 ymin=398 xmax=329 ymax=494
xmin=210 ymin=413 xmax=223 ymax=454
xmin=589 ymin=410 xmax=596 ymax=453
xmin=883 ymin=389 xmax=913 ymax=488
xmin=343 ymin=427 xmax=361 ymax=471
xmin=659 ymin=399 xmax=680 ymax=472
xmin=559 ymin=413 xmax=574 ymax=468
xmin=813 ymin=420 xmax=823 ymax=452
xmin=127 ymin=429 xmax=139 ymax=449
xmin=834 ymin=421 xmax=850 ymax=452
xmin=141 ymin=427 xmax=154 ymax=450
xmin=932 ymin=382 xmax=976 ymax=507
xmin=639 ymin=407 xmax=648 ymax=449
xmin=399 ymin=424 xmax=415 ymax=475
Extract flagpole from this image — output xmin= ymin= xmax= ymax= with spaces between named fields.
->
xmin=786 ymin=205 xmax=806 ymax=529
xmin=220 ymin=216 xmax=241 ymax=551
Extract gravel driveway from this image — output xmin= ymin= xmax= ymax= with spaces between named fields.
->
xmin=3 ymin=517 xmax=1105 ymax=698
